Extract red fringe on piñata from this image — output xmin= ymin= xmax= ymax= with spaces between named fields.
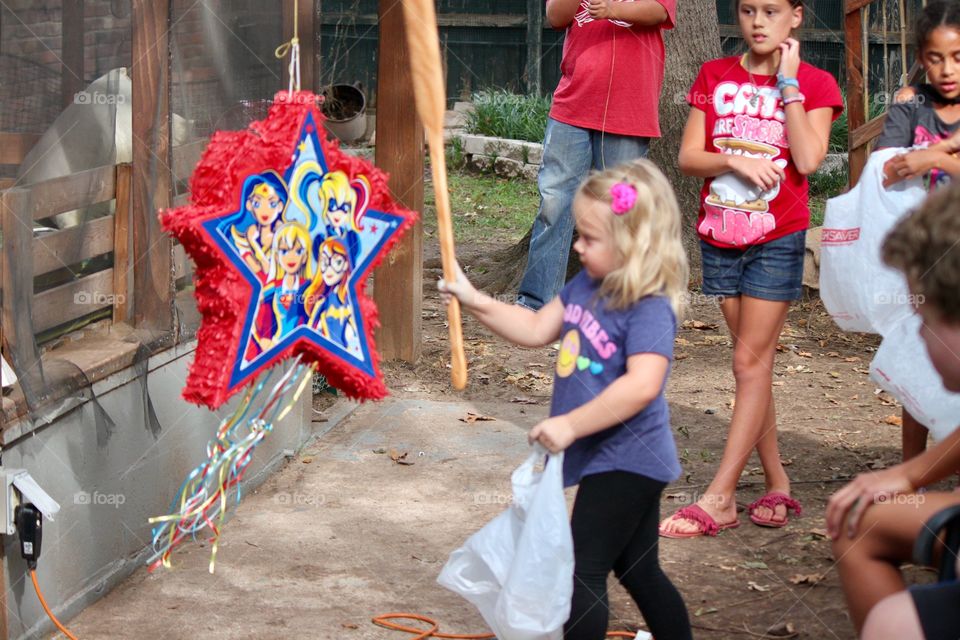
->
xmin=159 ymin=91 xmax=417 ymax=409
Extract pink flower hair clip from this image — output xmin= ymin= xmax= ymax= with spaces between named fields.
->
xmin=610 ymin=182 xmax=637 ymax=215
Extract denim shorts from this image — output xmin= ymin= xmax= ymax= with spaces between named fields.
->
xmin=699 ymin=230 xmax=807 ymax=302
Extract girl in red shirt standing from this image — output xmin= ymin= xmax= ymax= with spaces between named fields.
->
xmin=659 ymin=0 xmax=842 ymax=538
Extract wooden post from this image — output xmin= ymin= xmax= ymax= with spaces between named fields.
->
xmin=131 ymin=0 xmax=173 ymax=339
xmin=374 ymin=0 xmax=423 ymax=363
xmin=283 ymin=0 xmax=317 ymax=91
xmin=845 ymin=0 xmax=868 ymax=186
xmin=61 ymin=0 xmax=85 ymax=109
xmin=526 ymin=0 xmax=543 ymax=95
xmin=0 ymin=189 xmax=40 ymax=389
xmin=113 ymin=164 xmax=132 ymax=324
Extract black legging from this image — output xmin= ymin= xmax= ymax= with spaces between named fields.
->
xmin=564 ymin=471 xmax=693 ymax=640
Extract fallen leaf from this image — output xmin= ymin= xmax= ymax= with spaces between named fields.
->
xmin=683 ymin=320 xmax=718 ymax=330
xmin=868 ymin=458 xmax=887 ymax=470
xmin=740 ymin=561 xmax=768 ymax=570
xmin=747 ymin=581 xmax=771 ymax=592
xmin=772 ymin=380 xmax=785 ymax=386
xmin=798 ymin=351 xmax=813 ymax=358
xmin=460 ymin=412 xmax=496 ymax=424
xmin=882 ymin=415 xmax=903 ymax=427
xmin=844 ymin=356 xmax=862 ymax=363
xmin=341 ymin=622 xmax=359 ymax=630
xmin=765 ymin=621 xmax=797 ymax=637
xmin=789 ymin=572 xmax=825 ymax=586
xmin=826 ymin=351 xmax=840 ymax=357
xmin=389 ymin=450 xmax=415 ymax=465
xmin=675 ymin=337 xmax=692 ymax=347
xmin=302 ymin=457 xmax=313 ymax=464
xmin=693 ymin=606 xmax=718 ymax=617
xmin=510 ymin=396 xmax=540 ymax=405
xmin=373 ymin=448 xmax=387 ymax=454
xmin=829 ymin=371 xmax=841 ymax=379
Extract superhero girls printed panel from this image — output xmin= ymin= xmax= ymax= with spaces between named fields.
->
xmin=201 ymin=111 xmax=405 ymax=390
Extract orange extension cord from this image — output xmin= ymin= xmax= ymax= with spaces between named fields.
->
xmin=371 ymin=613 xmax=640 ymax=638
xmin=30 ymin=570 xmax=79 ymax=640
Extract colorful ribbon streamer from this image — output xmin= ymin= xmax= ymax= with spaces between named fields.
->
xmin=147 ymin=358 xmax=314 ymax=573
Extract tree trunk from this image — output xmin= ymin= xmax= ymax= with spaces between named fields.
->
xmin=652 ymin=1 xmax=723 ymax=275
xmin=474 ymin=3 xmax=722 ymax=294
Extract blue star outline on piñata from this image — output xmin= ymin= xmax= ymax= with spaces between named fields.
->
xmin=200 ymin=112 xmax=403 ymax=393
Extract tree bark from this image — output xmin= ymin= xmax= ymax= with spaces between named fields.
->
xmin=474 ymin=3 xmax=722 ymax=294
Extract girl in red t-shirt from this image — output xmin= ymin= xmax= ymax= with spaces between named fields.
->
xmin=659 ymin=0 xmax=842 ymax=538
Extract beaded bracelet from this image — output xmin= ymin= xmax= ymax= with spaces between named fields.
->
xmin=777 ymin=74 xmax=800 ymax=92
xmin=783 ymin=93 xmax=806 ymax=106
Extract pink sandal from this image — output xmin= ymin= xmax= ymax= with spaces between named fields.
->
xmin=659 ymin=504 xmax=741 ymax=539
xmin=748 ymin=492 xmax=802 ymax=528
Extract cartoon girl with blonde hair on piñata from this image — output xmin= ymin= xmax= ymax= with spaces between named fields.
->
xmin=248 ymin=222 xmax=314 ymax=357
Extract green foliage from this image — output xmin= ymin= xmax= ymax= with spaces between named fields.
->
xmin=466 ymin=89 xmax=551 ymax=143
xmin=424 ymin=169 xmax=539 ymax=243
xmin=829 ymin=92 xmax=888 ymax=153
xmin=808 ymin=167 xmax=849 ymax=226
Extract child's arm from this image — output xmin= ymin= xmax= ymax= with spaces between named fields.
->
xmin=528 ymin=353 xmax=669 ymax=452
xmin=883 ymin=147 xmax=960 ymax=186
xmin=778 ymin=39 xmax=834 ymax=175
xmin=826 ymin=426 xmax=960 ymax=539
xmin=678 ymin=109 xmax=786 ymax=190
xmin=586 ymin=0 xmax=669 ymax=25
xmin=438 ymin=263 xmax=565 ymax=348
xmin=546 ymin=0 xmax=584 ymax=29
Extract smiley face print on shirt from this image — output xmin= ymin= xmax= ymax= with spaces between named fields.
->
xmin=556 ymin=303 xmax=617 ymax=378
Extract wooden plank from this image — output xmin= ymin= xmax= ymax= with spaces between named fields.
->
xmin=0 ymin=133 xmax=41 ymax=166
xmin=61 ymin=0 xmax=85 ymax=109
xmin=32 ymin=270 xmax=114 ymax=333
xmin=849 ymin=113 xmax=888 ymax=151
xmin=373 ymin=0 xmax=423 ymax=363
xmin=113 ymin=164 xmax=132 ymax=323
xmin=1 ymin=188 xmax=41 ymax=381
xmin=845 ymin=6 xmax=868 ymax=186
xmin=32 ymin=215 xmax=115 ymax=276
xmin=320 ymin=12 xmax=529 ymax=27
xmin=845 ymin=0 xmax=875 ymax=14
xmin=172 ymin=138 xmax=207 ymax=183
xmin=131 ymin=0 xmax=173 ymax=335
xmin=718 ymin=23 xmax=908 ymax=44
xmin=0 ymin=165 xmax=115 ymax=222
xmin=526 ymin=0 xmax=543 ymax=94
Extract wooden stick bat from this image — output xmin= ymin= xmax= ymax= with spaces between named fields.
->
xmin=400 ymin=0 xmax=468 ymax=390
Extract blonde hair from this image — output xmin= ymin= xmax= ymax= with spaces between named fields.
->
xmin=267 ymin=222 xmax=315 ymax=282
xmin=319 ymin=171 xmax=362 ymax=232
xmin=576 ymin=159 xmax=689 ymax=316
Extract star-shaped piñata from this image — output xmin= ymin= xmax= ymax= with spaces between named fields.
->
xmin=160 ymin=91 xmax=417 ymax=409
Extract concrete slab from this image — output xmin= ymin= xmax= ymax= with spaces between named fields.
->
xmin=62 ymin=397 xmax=544 ymax=640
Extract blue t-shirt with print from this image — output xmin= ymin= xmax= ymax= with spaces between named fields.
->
xmin=553 ymin=271 xmax=682 ymax=487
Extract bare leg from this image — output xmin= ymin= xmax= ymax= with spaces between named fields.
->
xmin=832 ymin=491 xmax=960 ymax=633
xmin=661 ymin=295 xmax=791 ymax=534
xmin=902 ymin=409 xmax=928 ymax=462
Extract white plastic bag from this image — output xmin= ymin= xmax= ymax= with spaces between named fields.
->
xmin=819 ymin=148 xmax=926 ymax=334
xmin=870 ymin=315 xmax=960 ymax=441
xmin=438 ymin=447 xmax=573 ymax=640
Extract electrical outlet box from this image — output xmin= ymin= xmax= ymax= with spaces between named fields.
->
xmin=0 ymin=469 xmax=60 ymax=535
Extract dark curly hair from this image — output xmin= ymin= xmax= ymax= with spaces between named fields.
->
xmin=916 ymin=0 xmax=960 ymax=52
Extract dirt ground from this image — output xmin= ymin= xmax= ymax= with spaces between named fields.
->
xmin=380 ymin=239 xmax=944 ymax=640
xmin=62 ymin=238 xmax=943 ymax=640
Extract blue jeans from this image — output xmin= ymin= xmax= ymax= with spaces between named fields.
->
xmin=516 ymin=118 xmax=650 ymax=310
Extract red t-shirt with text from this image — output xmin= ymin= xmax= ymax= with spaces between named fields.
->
xmin=550 ymin=0 xmax=676 ymax=138
xmin=688 ymin=57 xmax=843 ymax=248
